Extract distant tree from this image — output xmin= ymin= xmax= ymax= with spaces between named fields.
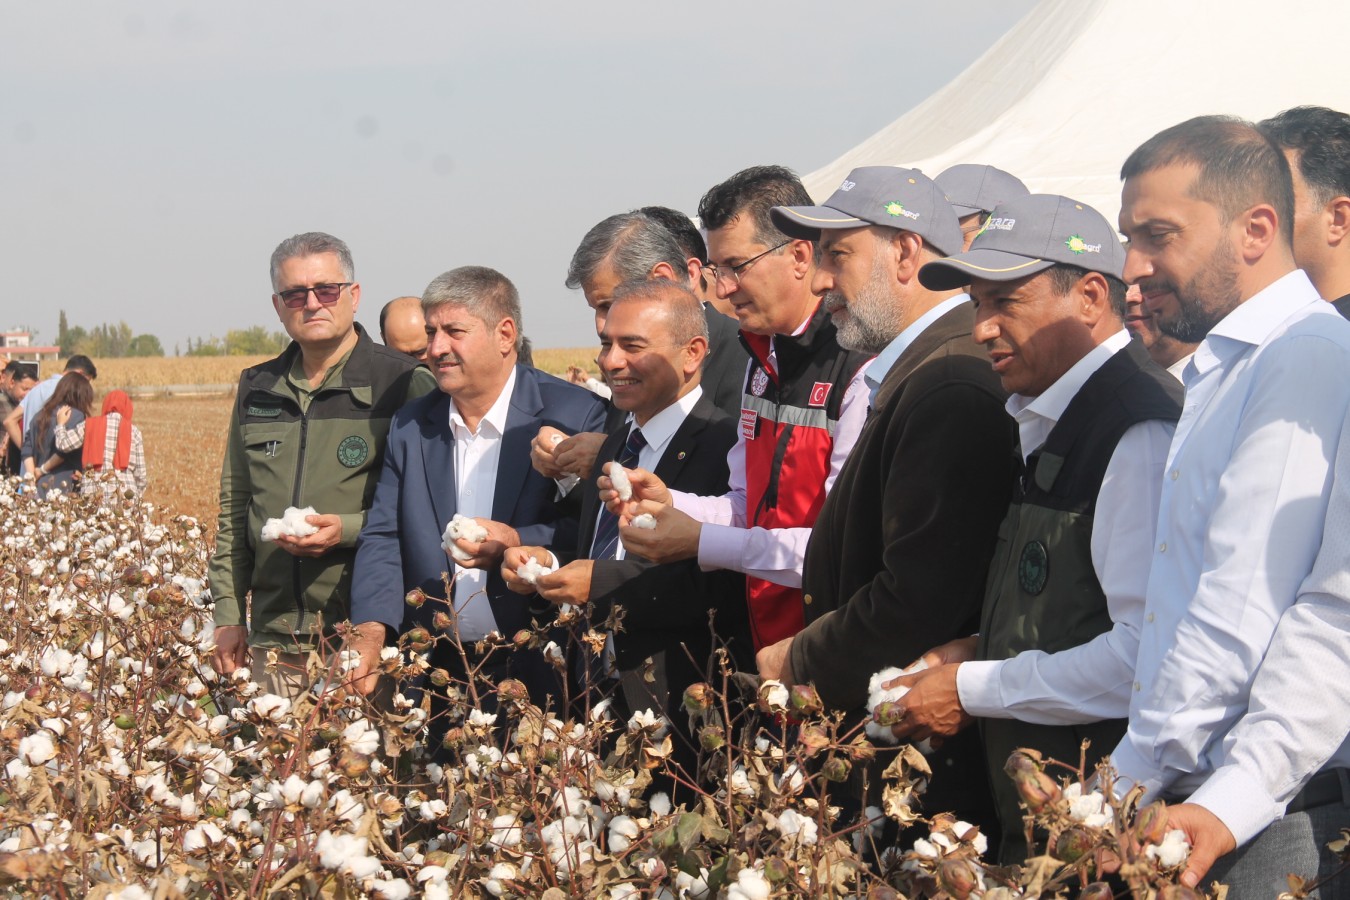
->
xmin=185 ymin=336 xmax=226 ymax=357
xmin=127 ymin=334 xmax=165 ymax=357
xmin=58 ymin=311 xmax=68 ymax=353
xmin=225 ymin=326 xmax=289 ymax=356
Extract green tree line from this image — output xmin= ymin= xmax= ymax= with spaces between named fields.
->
xmin=56 ymin=311 xmax=288 ymax=358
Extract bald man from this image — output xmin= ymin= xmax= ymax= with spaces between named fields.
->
xmin=379 ymin=296 xmax=429 ymax=362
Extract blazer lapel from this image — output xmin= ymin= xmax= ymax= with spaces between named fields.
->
xmin=652 ymin=394 xmax=713 ymax=485
xmin=493 ymin=366 xmax=540 ymax=523
xmin=418 ymin=392 xmax=458 ymax=530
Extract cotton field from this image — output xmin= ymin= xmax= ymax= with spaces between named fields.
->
xmin=0 ymin=478 xmax=1326 ymax=898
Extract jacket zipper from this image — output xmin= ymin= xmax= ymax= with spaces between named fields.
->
xmin=291 ymin=408 xmax=310 ymax=634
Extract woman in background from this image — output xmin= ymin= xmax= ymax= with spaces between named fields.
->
xmin=21 ymin=372 xmax=94 ymax=497
xmin=55 ymin=389 xmax=148 ymax=497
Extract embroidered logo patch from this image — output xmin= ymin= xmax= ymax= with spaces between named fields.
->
xmin=1018 ymin=540 xmax=1049 ymax=595
xmin=839 ymin=179 xmax=856 ymax=192
xmin=809 ymin=382 xmax=832 ymax=407
xmin=1064 ymin=234 xmax=1102 ymax=254
xmin=246 ymin=404 xmax=281 ymax=418
xmin=751 ymin=368 xmax=770 ymax=397
xmin=884 ymin=201 xmax=921 ymax=220
xmin=337 ymin=435 xmax=369 ymax=468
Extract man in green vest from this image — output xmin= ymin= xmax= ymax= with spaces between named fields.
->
xmin=887 ymin=194 xmax=1183 ymax=861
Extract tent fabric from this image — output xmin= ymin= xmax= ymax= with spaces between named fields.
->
xmin=804 ymin=0 xmax=1350 ymax=226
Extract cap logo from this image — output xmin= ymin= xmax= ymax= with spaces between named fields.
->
xmin=839 ymin=180 xmax=856 ymax=192
xmin=983 ymin=217 xmax=1016 ymax=232
xmin=884 ymin=201 xmax=920 ymax=221
xmin=1064 ymin=234 xmax=1102 ymax=255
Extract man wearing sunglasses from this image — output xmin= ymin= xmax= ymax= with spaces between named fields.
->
xmin=208 ymin=232 xmax=435 ymax=701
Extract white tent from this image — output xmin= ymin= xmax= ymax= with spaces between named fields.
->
xmin=804 ymin=0 xmax=1350 ymax=224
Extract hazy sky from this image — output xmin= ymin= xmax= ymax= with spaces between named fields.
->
xmin=2 ymin=1 xmax=1036 ymax=354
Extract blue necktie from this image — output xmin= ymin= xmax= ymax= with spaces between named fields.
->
xmin=591 ymin=428 xmax=646 ymax=560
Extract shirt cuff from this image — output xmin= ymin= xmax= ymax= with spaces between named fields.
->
xmin=956 ymin=659 xmax=1013 ymax=719
xmin=698 ymin=523 xmax=749 ymax=573
xmin=1108 ymin=738 xmax=1167 ymax=803
xmin=1186 ymin=764 xmax=1284 ymax=848
xmin=555 ymin=474 xmax=580 ymax=497
xmin=338 ymin=513 xmax=365 ymax=548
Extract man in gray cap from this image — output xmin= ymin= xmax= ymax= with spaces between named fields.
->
xmin=886 ymin=193 xmax=1182 ymax=861
xmin=754 ymin=165 xmax=1019 ymax=831
xmin=935 ymin=164 xmax=1030 ymax=251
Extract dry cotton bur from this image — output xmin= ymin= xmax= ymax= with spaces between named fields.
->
xmin=0 ymin=478 xmax=1345 ymax=899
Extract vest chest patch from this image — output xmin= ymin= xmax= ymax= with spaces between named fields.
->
xmin=337 ymin=435 xmax=369 ymax=468
xmin=246 ymin=403 xmax=282 ymax=418
xmin=740 ymin=408 xmax=758 ymax=441
xmin=1018 ymin=540 xmax=1049 ymax=595
xmin=751 ymin=368 xmax=770 ymax=397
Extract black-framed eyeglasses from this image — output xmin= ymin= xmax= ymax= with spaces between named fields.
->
xmin=705 ymin=241 xmax=790 ymax=286
xmin=276 ymin=283 xmax=352 ymax=308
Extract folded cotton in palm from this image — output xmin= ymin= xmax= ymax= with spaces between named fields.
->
xmin=517 ymin=558 xmax=548 ymax=585
xmin=607 ymin=463 xmax=633 ymax=501
xmin=260 ymin=507 xmax=320 ymax=542
xmin=442 ymin=514 xmax=489 ymax=562
xmin=630 ymin=513 xmax=657 ymax=530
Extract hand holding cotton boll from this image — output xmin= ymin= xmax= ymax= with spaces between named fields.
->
xmin=606 ymin=462 xmax=633 ymax=501
xmin=263 ymin=507 xmax=345 ymax=558
xmin=443 ymin=515 xmax=521 ymax=569
xmin=442 ymin=514 xmax=488 ymax=562
xmin=501 ymin=546 xmax=554 ymax=595
xmin=598 ymin=465 xmax=671 ymax=517
xmin=883 ymin=637 xmax=978 ymax=745
xmin=867 ymin=659 xmax=938 ymax=752
xmin=530 ymin=426 xmax=571 ymax=479
xmin=517 ymin=558 xmax=547 ymax=585
xmin=630 ymin=513 xmax=657 ymax=530
xmin=615 ymin=502 xmax=702 ymax=564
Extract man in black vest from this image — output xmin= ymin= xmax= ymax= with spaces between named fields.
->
xmin=889 ymin=194 xmax=1183 ymax=861
xmin=503 ymin=281 xmax=751 ymax=792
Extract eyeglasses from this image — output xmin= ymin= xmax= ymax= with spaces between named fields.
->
xmin=276 ymin=283 xmax=352 ymax=308
xmin=705 ymin=241 xmax=790 ymax=286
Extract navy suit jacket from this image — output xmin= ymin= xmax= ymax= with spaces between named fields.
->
xmin=352 ymin=365 xmax=607 ymax=636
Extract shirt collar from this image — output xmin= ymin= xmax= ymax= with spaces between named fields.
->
xmin=450 ymin=366 xmax=517 ymax=438
xmin=1006 ymin=328 xmax=1132 ymax=423
xmin=865 ymin=295 xmax=969 ymax=397
xmin=1185 ymin=269 xmax=1320 ymax=382
xmin=626 ymin=385 xmax=702 ymax=456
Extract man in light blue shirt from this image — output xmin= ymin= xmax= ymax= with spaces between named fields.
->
xmin=1114 ymin=115 xmax=1350 ymax=896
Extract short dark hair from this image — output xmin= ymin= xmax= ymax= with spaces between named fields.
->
xmin=1259 ymin=106 xmax=1350 ymax=206
xmin=422 ymin=266 xmax=524 ymax=353
xmin=12 ymin=364 xmax=37 ymax=383
xmin=1046 ymin=264 xmax=1128 ymax=319
xmin=639 ymin=206 xmax=708 ymax=264
xmin=565 ymin=211 xmax=689 ymax=291
xmin=2 ymin=361 xmax=18 ymax=377
xmin=64 ymin=354 xmax=97 ymax=379
xmin=697 ymin=165 xmax=812 ymax=247
xmin=608 ymin=280 xmax=709 ymax=348
xmin=1121 ymin=115 xmax=1294 ymax=245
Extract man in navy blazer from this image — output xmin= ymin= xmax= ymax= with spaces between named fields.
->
xmin=348 ymin=266 xmax=606 ymax=711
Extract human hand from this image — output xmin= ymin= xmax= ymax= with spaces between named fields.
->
xmin=599 ymin=467 xmax=672 ymax=516
xmin=344 ymin=621 xmax=389 ymax=697
xmin=211 ymin=624 xmax=250 ymax=676
xmin=501 ymin=546 xmax=553 ymax=595
xmin=554 ymin=431 xmax=606 ymax=479
xmin=755 ymin=636 xmax=795 ymax=687
xmin=917 ymin=635 xmax=978 ymax=668
xmin=616 ymin=502 xmax=700 ymax=564
xmin=534 ymin=559 xmax=594 ymax=607
xmin=450 ymin=517 xmax=521 ymax=569
xmin=531 ymin=426 xmax=570 ymax=479
xmin=885 ymin=663 xmax=972 ymax=746
xmin=56 ymin=405 xmax=71 ymax=426
xmin=1164 ymin=803 xmax=1236 ymax=889
xmin=274 ymin=514 xmax=344 ymax=558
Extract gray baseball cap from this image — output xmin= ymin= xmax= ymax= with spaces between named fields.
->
xmin=918 ymin=194 xmax=1125 ymax=290
xmin=771 ymin=166 xmax=964 ymax=256
xmin=935 ymin=164 xmax=1029 ymax=218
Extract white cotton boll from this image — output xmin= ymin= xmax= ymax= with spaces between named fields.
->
xmin=729 ymin=767 xmax=757 ymax=799
xmin=468 ymin=709 xmax=498 ymax=728
xmin=542 ymin=641 xmax=564 ymax=665
xmin=517 ymin=558 xmax=547 ymax=585
xmin=372 ymin=878 xmax=412 ymax=899
xmin=490 ymin=814 xmax=523 ymax=849
xmin=417 ymin=866 xmax=450 ymax=885
xmin=300 ymin=779 xmax=325 ymax=810
xmin=675 ymin=868 xmax=712 ymax=900
xmin=608 ymin=815 xmax=640 ymax=853
xmin=912 ymin=837 xmax=940 ymax=859
xmin=626 ymin=708 xmax=669 ymax=738
xmin=1146 ymin=829 xmax=1191 ymax=868
xmin=483 ymin=862 xmax=518 ymax=897
xmin=649 ymin=792 xmax=671 ymax=817
xmin=1065 ymin=783 xmax=1109 ymax=824
xmin=442 ymin=514 xmax=488 ymax=562
xmin=19 ymin=732 xmax=56 ymax=765
xmin=760 ymin=679 xmax=790 ymax=711
xmin=260 ymin=507 xmax=320 ymax=543
xmin=247 ymin=693 xmax=291 ymax=723
xmin=630 ymin=513 xmax=658 ymax=530
xmin=342 ymin=720 xmax=380 ymax=756
xmin=418 ymin=799 xmax=447 ymax=822
xmin=728 ymin=867 xmax=772 ymax=900
xmin=864 ymin=661 xmax=933 ymax=752
xmin=607 ymin=462 xmax=633 ymax=501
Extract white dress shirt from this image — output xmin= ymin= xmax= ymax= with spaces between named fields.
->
xmin=671 ymin=316 xmax=871 ymax=588
xmin=957 ymin=329 xmax=1175 ymax=723
xmin=1109 ymin=270 xmax=1350 ymax=836
xmin=1185 ymin=396 xmax=1350 ymax=846
xmin=447 ymin=367 xmax=517 ymax=640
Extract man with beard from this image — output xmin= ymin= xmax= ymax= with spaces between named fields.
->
xmin=1259 ymin=106 xmax=1350 ymax=318
xmin=748 ymin=166 xmax=1018 ymax=832
xmin=1110 ymin=116 xmax=1350 ymax=895
xmin=1123 ymin=284 xmax=1197 ymax=379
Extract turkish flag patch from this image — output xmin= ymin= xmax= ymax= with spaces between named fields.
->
xmin=808 ymin=382 xmax=832 ymax=407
